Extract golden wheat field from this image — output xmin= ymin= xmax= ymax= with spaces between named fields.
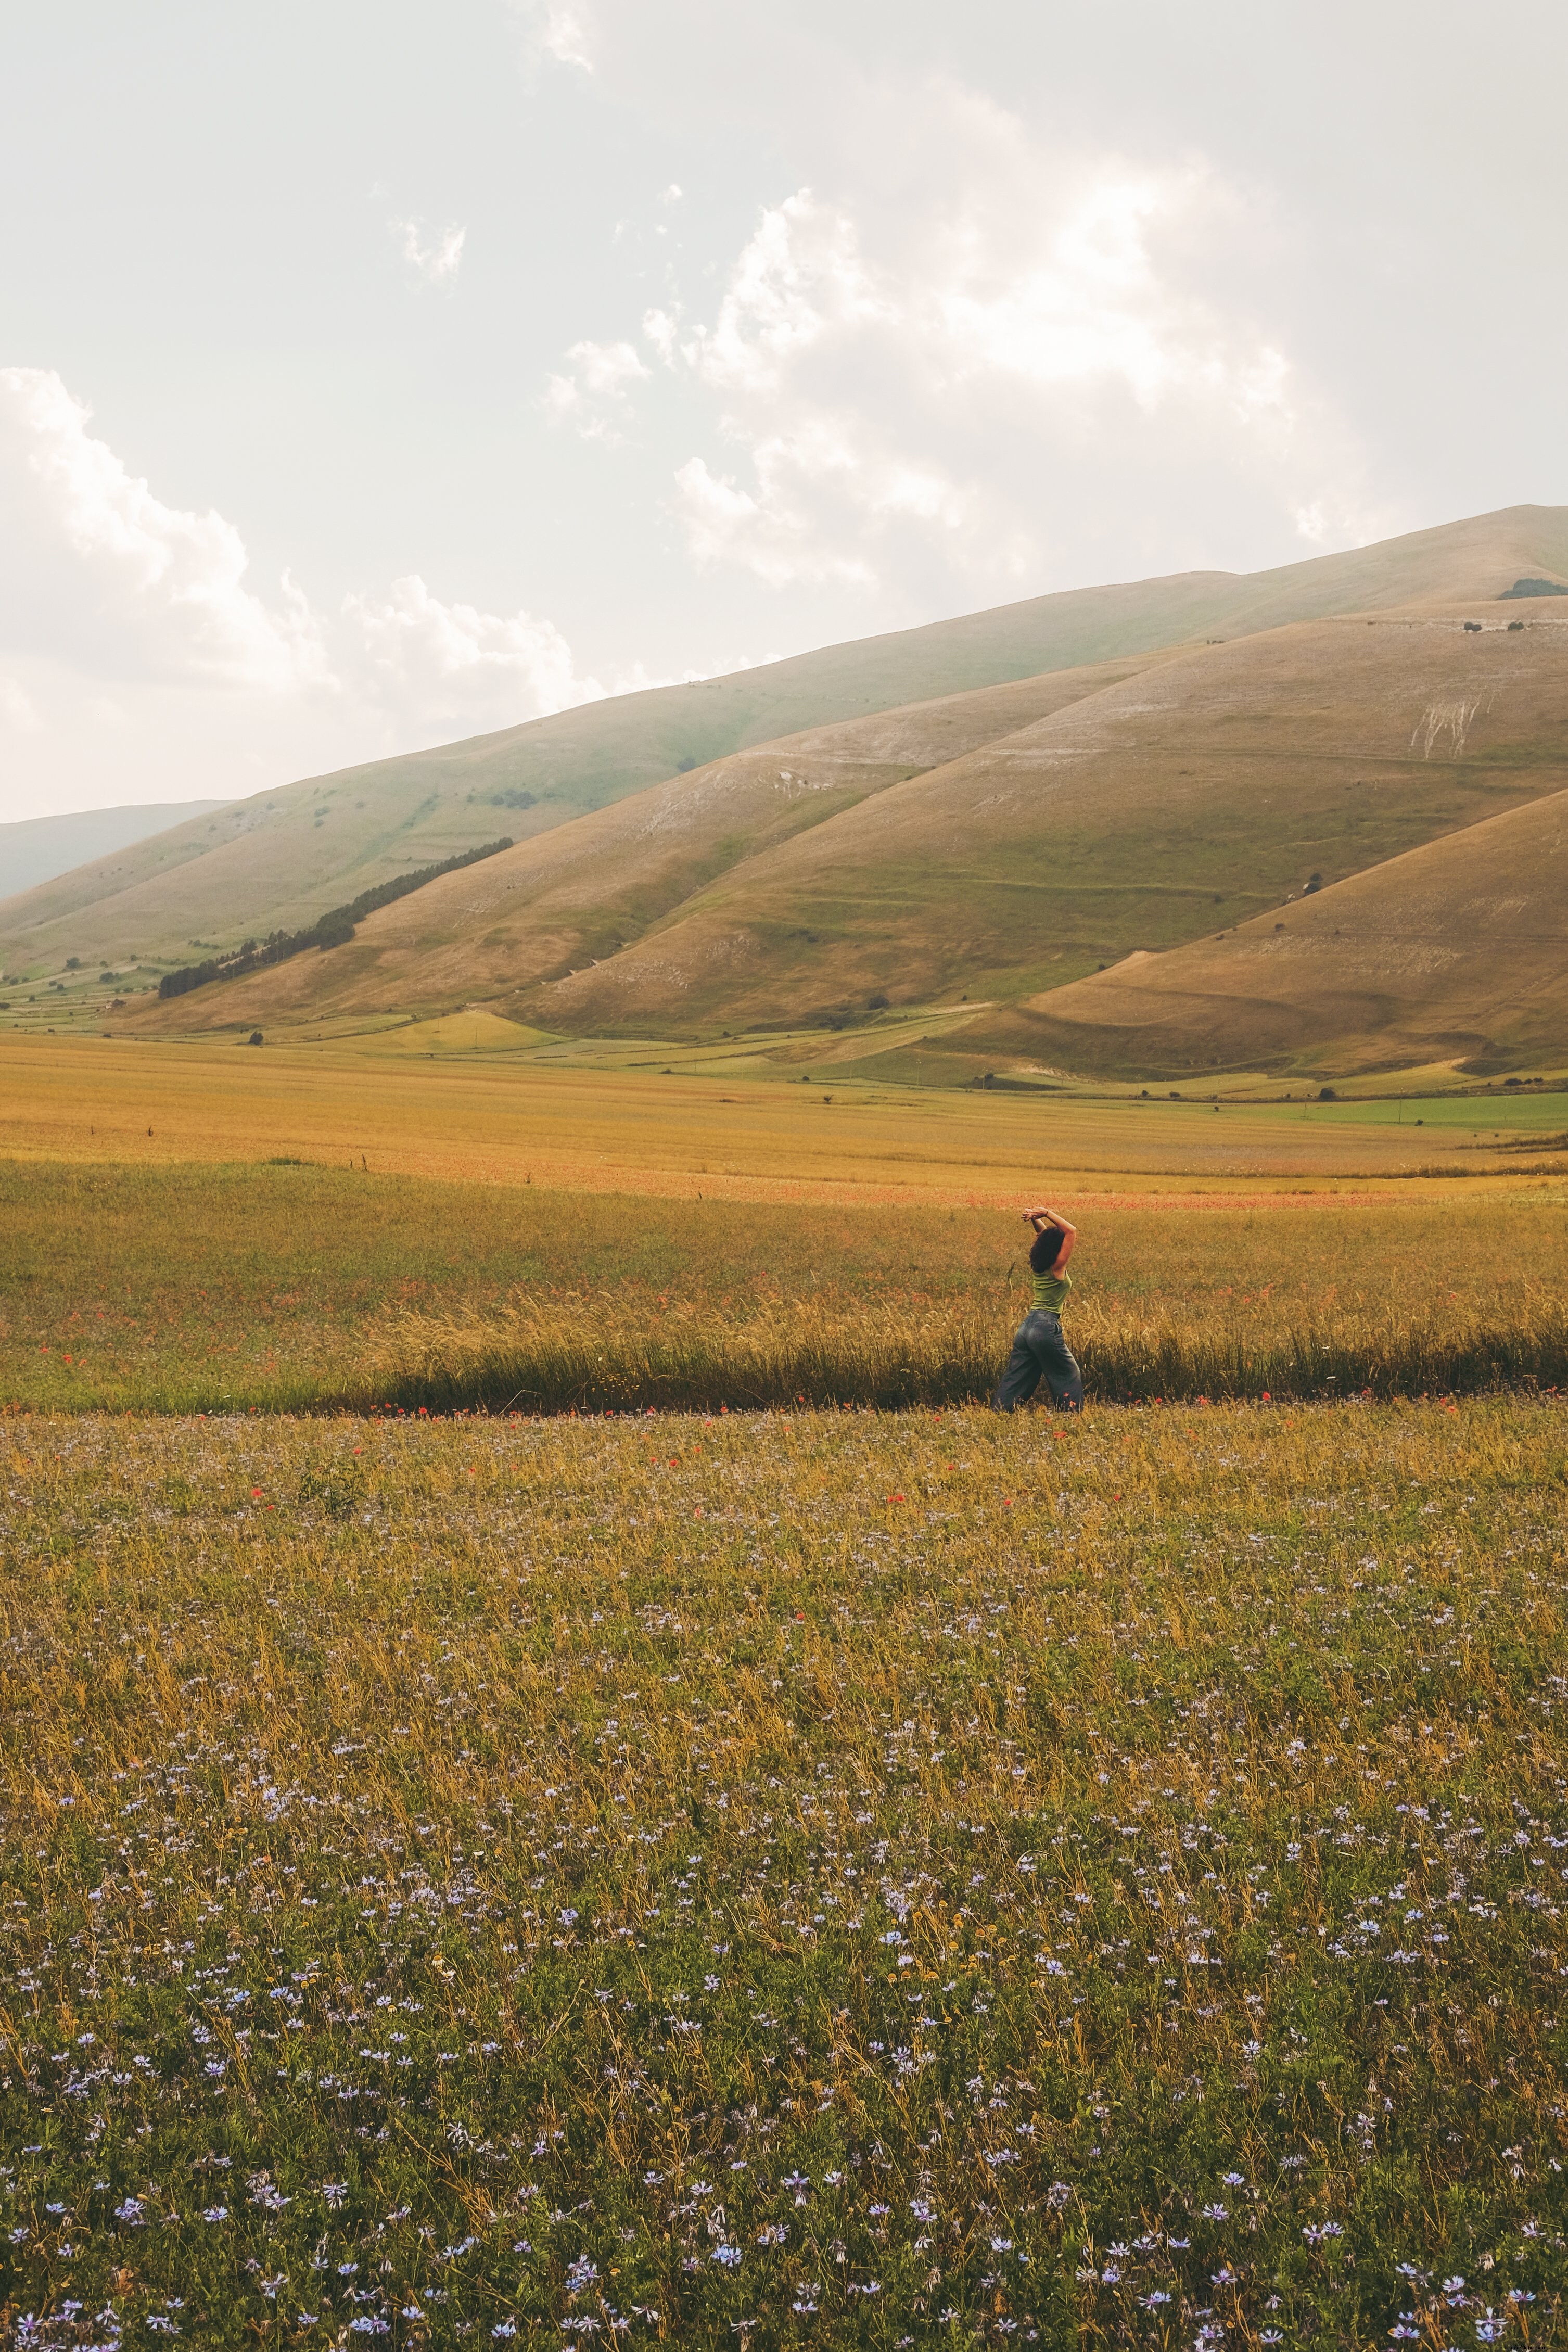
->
xmin=8 ymin=1155 xmax=1568 ymax=1416
xmin=8 ymin=1040 xmax=1568 ymax=2346
xmin=7 ymin=1034 xmax=1568 ymax=1204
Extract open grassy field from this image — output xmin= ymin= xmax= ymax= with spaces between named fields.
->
xmin=8 ymin=1037 xmax=1568 ymax=1205
xmin=5 ymin=1398 xmax=1568 ymax=2347
xmin=8 ymin=1022 xmax=1568 ymax=2344
xmin=8 ymin=1031 xmax=1568 ymax=1417
xmin=8 ymin=1150 xmax=1568 ymax=1418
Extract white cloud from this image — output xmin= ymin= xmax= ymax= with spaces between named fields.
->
xmin=545 ymin=338 xmax=650 ymax=441
xmin=654 ymin=155 xmax=1367 ymax=590
xmin=0 ymin=370 xmax=614 ymax=818
xmin=391 ymin=217 xmax=467 ymax=285
xmin=339 ymin=575 xmax=604 ymax=732
xmin=0 ymin=367 xmax=324 ymax=688
xmin=642 ymin=308 xmax=679 ymax=365
xmin=683 ymin=192 xmax=889 ymax=397
xmin=511 ymin=0 xmax=595 ymax=77
xmin=545 ymin=80 xmax=1379 ymax=597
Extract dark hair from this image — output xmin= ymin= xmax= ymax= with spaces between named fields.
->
xmin=1029 ymin=1224 xmax=1064 ymax=1273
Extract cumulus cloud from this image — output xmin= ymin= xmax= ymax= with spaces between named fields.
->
xmin=662 ymin=157 xmax=1364 ymax=591
xmin=0 ymin=370 xmax=609 ymax=817
xmin=511 ymin=0 xmax=595 ymax=77
xmin=545 ymin=339 xmax=650 ymax=441
xmin=340 ymin=575 xmax=603 ymax=733
xmin=545 ymin=78 xmax=1378 ymax=599
xmin=391 ymin=217 xmax=467 ymax=285
xmin=0 ymin=368 xmax=324 ymax=688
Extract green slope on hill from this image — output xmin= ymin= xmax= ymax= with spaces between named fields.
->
xmin=527 ymin=603 xmax=1568 ymax=1040
xmin=7 ymin=503 xmax=1564 ymax=997
xmin=0 ymin=800 xmax=232 ymax=900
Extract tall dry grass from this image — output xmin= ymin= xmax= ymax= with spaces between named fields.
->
xmin=361 ymin=1286 xmax=1568 ymax=1413
xmin=12 ymin=1154 xmax=1568 ymax=1414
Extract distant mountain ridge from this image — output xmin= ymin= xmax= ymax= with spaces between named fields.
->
xmin=0 ymin=800 xmax=231 ymax=899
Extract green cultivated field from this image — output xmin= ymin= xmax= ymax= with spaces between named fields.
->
xmin=3 ymin=1402 xmax=1568 ymax=2346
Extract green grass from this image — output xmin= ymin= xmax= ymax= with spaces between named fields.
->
xmin=3 ymin=1399 xmax=1568 ymax=2345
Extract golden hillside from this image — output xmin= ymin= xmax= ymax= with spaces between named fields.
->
xmin=529 ymin=604 xmax=1568 ymax=1037
xmin=122 ymin=656 xmax=1170 ymax=1034
xmin=9 ymin=503 xmax=1564 ymax=989
xmin=992 ymin=780 xmax=1568 ymax=1079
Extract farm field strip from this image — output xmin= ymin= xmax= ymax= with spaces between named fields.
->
xmin=6 ymin=1040 xmax=1568 ymax=1205
xmin=9 ymin=1161 xmax=1568 ymax=1418
xmin=2 ymin=1402 xmax=1567 ymax=2346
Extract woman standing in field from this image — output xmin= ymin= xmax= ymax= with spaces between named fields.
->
xmin=992 ymin=1203 xmax=1083 ymax=1412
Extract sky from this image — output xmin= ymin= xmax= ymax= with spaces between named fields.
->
xmin=2 ymin=0 xmax=1565 ymax=822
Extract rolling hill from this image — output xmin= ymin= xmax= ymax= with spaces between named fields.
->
xmin=523 ymin=602 xmax=1568 ymax=1042
xmin=121 ymin=592 xmax=1568 ymax=1080
xmin=119 ymin=654 xmax=1176 ymax=1034
xmin=991 ymin=782 xmax=1568 ymax=1079
xmin=0 ymin=800 xmax=231 ymax=898
xmin=6 ymin=502 xmax=1565 ymax=993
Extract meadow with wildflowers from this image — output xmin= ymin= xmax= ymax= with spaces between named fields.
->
xmin=3 ymin=1399 xmax=1568 ymax=2347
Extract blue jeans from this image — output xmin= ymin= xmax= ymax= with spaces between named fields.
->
xmin=992 ymin=1310 xmax=1083 ymax=1412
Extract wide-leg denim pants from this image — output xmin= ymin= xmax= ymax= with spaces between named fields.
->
xmin=992 ymin=1308 xmax=1083 ymax=1412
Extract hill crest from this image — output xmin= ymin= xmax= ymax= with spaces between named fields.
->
xmin=7 ymin=501 xmax=1564 ymax=983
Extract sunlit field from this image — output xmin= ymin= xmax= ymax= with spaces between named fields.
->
xmin=6 ymin=1035 xmax=1568 ymax=1207
xmin=8 ymin=1038 xmax=1568 ymax=2346
xmin=8 ymin=1158 xmax=1568 ymax=1416
xmin=4 ymin=1401 xmax=1568 ymax=2347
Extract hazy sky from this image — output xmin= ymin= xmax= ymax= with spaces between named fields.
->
xmin=3 ymin=0 xmax=1565 ymax=821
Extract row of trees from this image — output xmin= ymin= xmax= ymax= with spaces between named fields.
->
xmin=157 ymin=839 xmax=513 ymax=1000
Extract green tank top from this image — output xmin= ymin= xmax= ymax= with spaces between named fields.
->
xmin=1031 ymin=1268 xmax=1072 ymax=1314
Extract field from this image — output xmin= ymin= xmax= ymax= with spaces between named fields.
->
xmin=8 ymin=1035 xmax=1568 ymax=1201
xmin=5 ymin=1399 xmax=1568 ymax=2349
xmin=7 ymin=1038 xmax=1568 ymax=2345
xmin=8 ymin=1150 xmax=1568 ymax=1419
xmin=7 ymin=1032 xmax=1568 ymax=1423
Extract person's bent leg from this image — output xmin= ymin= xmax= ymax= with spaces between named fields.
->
xmin=992 ymin=1314 xmax=1047 ymax=1412
xmin=1036 ymin=1315 xmax=1085 ymax=1411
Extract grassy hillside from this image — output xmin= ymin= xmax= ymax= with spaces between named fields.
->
xmin=990 ymin=776 xmax=1568 ymax=1080
xmin=120 ymin=656 xmax=1173 ymax=1036
xmin=6 ymin=504 xmax=1564 ymax=1000
xmin=523 ymin=605 xmax=1568 ymax=1038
